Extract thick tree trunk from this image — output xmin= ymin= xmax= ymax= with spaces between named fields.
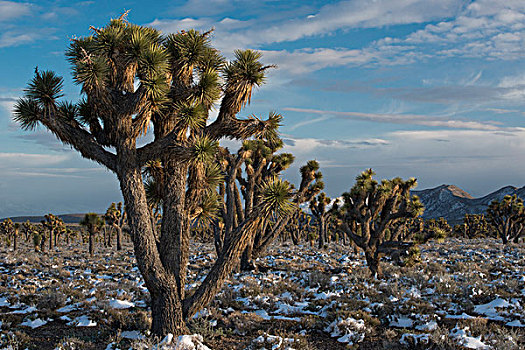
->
xmin=365 ymin=250 xmax=382 ymax=278
xmin=13 ymin=231 xmax=17 ymax=251
xmin=151 ymin=287 xmax=188 ymax=336
xmin=159 ymin=162 xmax=190 ymax=300
xmin=117 ymin=150 xmax=186 ymax=337
xmin=240 ymin=243 xmax=256 ymax=271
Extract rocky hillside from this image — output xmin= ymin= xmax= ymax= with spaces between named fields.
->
xmin=413 ymin=184 xmax=525 ymax=224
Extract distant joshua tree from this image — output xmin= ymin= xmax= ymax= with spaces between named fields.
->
xmin=487 ymin=195 xmax=525 ymax=244
xmin=80 ymin=213 xmax=104 ymax=256
xmin=309 ymin=192 xmax=334 ymax=249
xmin=454 ymin=214 xmax=494 ymax=239
xmin=335 ymin=169 xmax=424 ymax=278
xmin=41 ymin=214 xmax=65 ymax=250
xmin=104 ymin=202 xmax=126 ymax=250
xmin=0 ymin=219 xmax=16 ymax=250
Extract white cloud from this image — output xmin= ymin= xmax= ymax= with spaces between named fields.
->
xmin=0 ymin=30 xmax=41 ymax=48
xmin=0 ymin=1 xmax=31 ymax=22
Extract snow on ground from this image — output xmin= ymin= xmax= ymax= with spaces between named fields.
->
xmin=0 ymin=238 xmax=523 ymax=349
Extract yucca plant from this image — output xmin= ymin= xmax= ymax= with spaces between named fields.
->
xmin=14 ymin=14 xmax=282 ymax=336
xmin=335 ymin=169 xmax=424 ymax=278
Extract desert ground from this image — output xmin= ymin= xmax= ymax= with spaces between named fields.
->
xmin=0 ymin=237 xmax=523 ymax=349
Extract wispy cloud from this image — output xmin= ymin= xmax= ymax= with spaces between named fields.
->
xmin=0 ymin=1 xmax=31 ymax=22
xmin=283 ymin=107 xmax=515 ymax=131
xmin=150 ymin=0 xmax=464 ymax=52
xmin=0 ymin=152 xmax=69 ymax=166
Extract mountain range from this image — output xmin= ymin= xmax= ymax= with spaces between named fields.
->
xmin=3 ymin=185 xmax=524 ymax=225
xmin=413 ymin=184 xmax=525 ymax=224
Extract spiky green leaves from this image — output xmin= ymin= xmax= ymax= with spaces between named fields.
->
xmin=13 ymin=98 xmax=41 ymax=130
xmin=192 ymin=136 xmax=218 ymax=164
xmin=225 ymin=50 xmax=266 ymax=87
xmin=165 ymin=29 xmax=216 ymax=81
xmin=300 ymin=160 xmax=320 ymax=179
xmin=26 ymin=69 xmax=64 ymax=107
xmin=259 ymin=179 xmax=294 ymax=218
xmin=80 ymin=213 xmax=104 ymax=233
xmin=176 ymin=102 xmax=206 ymax=135
xmin=193 ymin=191 xmax=220 ymax=228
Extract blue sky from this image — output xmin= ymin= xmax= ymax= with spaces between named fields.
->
xmin=0 ymin=0 xmax=524 ymax=216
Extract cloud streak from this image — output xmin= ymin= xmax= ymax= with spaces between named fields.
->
xmin=283 ymin=107 xmax=515 ymax=131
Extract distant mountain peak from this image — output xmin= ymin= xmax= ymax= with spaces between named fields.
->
xmin=413 ymin=184 xmax=525 ymax=224
xmin=440 ymin=184 xmax=473 ymax=199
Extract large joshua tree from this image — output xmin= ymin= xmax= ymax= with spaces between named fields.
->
xmin=336 ymin=169 xmax=424 ymax=278
xmin=13 ymin=16 xmax=289 ymax=335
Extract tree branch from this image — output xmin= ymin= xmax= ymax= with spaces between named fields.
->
xmin=136 ymin=133 xmax=194 ymax=165
xmin=41 ymin=114 xmax=117 ymax=172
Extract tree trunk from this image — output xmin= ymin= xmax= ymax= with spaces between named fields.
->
xmin=49 ymin=229 xmax=53 ymax=250
xmin=318 ymin=218 xmax=325 ymax=249
xmin=54 ymin=231 xmax=58 ymax=247
xmin=13 ymin=230 xmax=17 ymax=251
xmin=116 ymin=225 xmax=122 ymax=251
xmin=240 ymin=243 xmax=256 ymax=271
xmin=365 ymin=250 xmax=382 ymax=278
xmin=89 ymin=231 xmax=94 ymax=256
xmin=151 ymin=287 xmax=188 ymax=336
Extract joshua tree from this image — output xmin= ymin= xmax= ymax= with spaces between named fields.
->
xmin=21 ymin=220 xmax=35 ymax=241
xmin=487 ymin=195 xmax=525 ymax=244
xmin=14 ymin=16 xmax=289 ymax=335
xmin=104 ymin=202 xmax=126 ymax=250
xmin=0 ymin=219 xmax=16 ymax=249
xmin=454 ymin=214 xmax=494 ymax=239
xmin=310 ymin=192 xmax=334 ymax=249
xmin=213 ymin=133 xmax=323 ymax=270
xmin=80 ymin=213 xmax=104 ymax=256
xmin=336 ymin=169 xmax=424 ymax=278
xmin=41 ymin=214 xmax=65 ymax=250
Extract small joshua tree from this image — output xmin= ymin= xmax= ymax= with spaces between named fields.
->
xmin=104 ymin=202 xmax=126 ymax=250
xmin=41 ymin=214 xmax=65 ymax=250
xmin=309 ymin=192 xmax=334 ymax=249
xmin=487 ymin=195 xmax=525 ymax=244
xmin=454 ymin=214 xmax=494 ymax=239
xmin=80 ymin=213 xmax=104 ymax=256
xmin=336 ymin=169 xmax=424 ymax=278
xmin=0 ymin=219 xmax=16 ymax=250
